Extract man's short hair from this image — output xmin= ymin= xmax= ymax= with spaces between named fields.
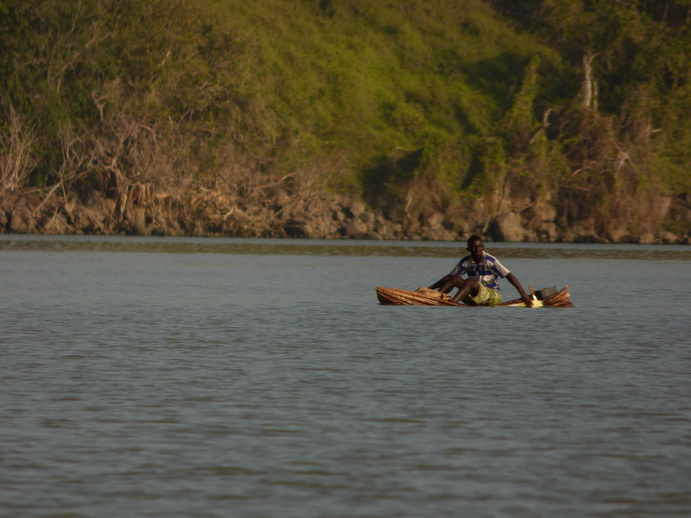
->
xmin=467 ymin=235 xmax=483 ymax=248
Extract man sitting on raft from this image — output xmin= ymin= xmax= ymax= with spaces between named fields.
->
xmin=430 ymin=235 xmax=533 ymax=306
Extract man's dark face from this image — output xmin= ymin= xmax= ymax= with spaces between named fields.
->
xmin=467 ymin=240 xmax=485 ymax=262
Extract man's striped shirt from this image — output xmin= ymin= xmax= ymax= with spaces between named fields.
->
xmin=450 ymin=252 xmax=510 ymax=290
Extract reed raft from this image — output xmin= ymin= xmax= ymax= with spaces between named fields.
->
xmin=375 ymin=286 xmax=574 ymax=307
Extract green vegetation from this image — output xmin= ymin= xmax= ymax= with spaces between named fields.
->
xmin=1 ymin=0 xmax=689 ymax=237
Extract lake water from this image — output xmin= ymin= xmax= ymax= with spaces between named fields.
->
xmin=1 ymin=235 xmax=690 ymax=518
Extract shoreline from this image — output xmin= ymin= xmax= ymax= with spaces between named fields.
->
xmin=1 ymin=189 xmax=688 ymax=245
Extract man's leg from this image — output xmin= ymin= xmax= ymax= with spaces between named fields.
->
xmin=448 ymin=278 xmax=481 ymax=304
xmin=430 ymin=274 xmax=456 ymax=294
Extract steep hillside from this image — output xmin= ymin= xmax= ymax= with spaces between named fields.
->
xmin=1 ymin=0 xmax=689 ymax=242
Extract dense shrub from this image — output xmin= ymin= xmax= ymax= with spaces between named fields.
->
xmin=1 ymin=0 xmax=689 ymax=235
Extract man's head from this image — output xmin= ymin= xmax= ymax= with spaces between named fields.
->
xmin=466 ymin=235 xmax=485 ymax=262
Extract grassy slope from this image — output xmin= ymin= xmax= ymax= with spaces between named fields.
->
xmin=1 ymin=0 xmax=688 ymax=238
xmin=194 ymin=0 xmax=555 ymax=185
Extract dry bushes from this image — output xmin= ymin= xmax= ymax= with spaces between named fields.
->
xmin=0 ymin=106 xmax=37 ymax=192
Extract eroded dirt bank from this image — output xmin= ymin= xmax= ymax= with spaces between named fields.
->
xmin=1 ymin=189 xmax=688 ymax=244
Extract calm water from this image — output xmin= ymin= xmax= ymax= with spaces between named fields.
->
xmin=1 ymin=235 xmax=690 ymax=518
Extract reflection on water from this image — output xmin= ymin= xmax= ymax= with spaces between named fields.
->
xmin=1 ymin=234 xmax=689 ymax=260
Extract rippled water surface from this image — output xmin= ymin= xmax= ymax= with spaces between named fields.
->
xmin=2 ymin=235 xmax=690 ymax=517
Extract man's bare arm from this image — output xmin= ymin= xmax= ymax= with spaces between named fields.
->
xmin=506 ymin=272 xmax=532 ymax=307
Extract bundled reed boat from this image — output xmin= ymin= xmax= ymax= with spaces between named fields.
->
xmin=375 ymin=285 xmax=574 ymax=307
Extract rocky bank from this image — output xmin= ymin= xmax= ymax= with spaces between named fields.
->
xmin=1 ymin=188 xmax=689 ymax=244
